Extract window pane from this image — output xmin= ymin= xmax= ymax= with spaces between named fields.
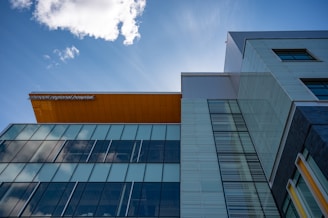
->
xmin=164 ymin=140 xmax=180 ymax=163
xmin=88 ymin=140 xmax=110 ymax=162
xmin=76 ymin=124 xmax=96 ymax=140
xmin=30 ymin=140 xmax=64 ymax=162
xmin=64 ymin=183 xmax=86 ymax=216
xmin=128 ymin=183 xmax=142 ymax=216
xmin=136 ymin=125 xmax=152 ymax=140
xmin=12 ymin=141 xmax=43 ymax=162
xmin=96 ymin=182 xmax=125 ymax=217
xmin=121 ymin=125 xmax=138 ymax=140
xmin=89 ymin=164 xmax=111 ymax=182
xmin=30 ymin=125 xmax=54 ymax=140
xmin=106 ymin=141 xmax=133 ymax=163
xmin=107 ymin=164 xmax=128 ymax=181
xmin=71 ymin=163 xmax=94 ymax=181
xmin=106 ymin=125 xmax=124 ymax=140
xmin=160 ymin=183 xmax=180 ymax=217
xmin=56 ymin=140 xmax=94 ymax=162
xmin=74 ymin=183 xmax=104 ymax=217
xmin=138 ymin=140 xmax=149 ymax=163
xmin=46 ymin=125 xmax=68 ymax=140
xmin=166 ymin=125 xmax=180 ymax=140
xmin=0 ymin=124 xmax=25 ymax=140
xmin=126 ymin=164 xmax=145 ymax=182
xmin=144 ymin=164 xmax=163 ymax=182
xmin=15 ymin=163 xmax=42 ymax=182
xmin=16 ymin=124 xmax=40 ymax=140
xmin=162 ymin=164 xmax=180 ymax=182
xmin=0 ymin=163 xmax=25 ymax=182
xmin=147 ymin=140 xmax=165 ymax=163
xmin=52 ymin=163 xmax=77 ymax=182
xmin=137 ymin=183 xmax=161 ymax=217
xmin=0 ymin=141 xmax=25 ymax=162
xmin=61 ymin=125 xmax=82 ymax=140
xmin=151 ymin=125 xmax=166 ymax=140
xmin=91 ymin=125 xmax=110 ymax=140
xmin=34 ymin=164 xmax=59 ymax=182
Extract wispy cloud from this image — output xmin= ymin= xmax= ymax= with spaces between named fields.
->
xmin=54 ymin=46 xmax=80 ymax=62
xmin=9 ymin=0 xmax=32 ymax=9
xmin=44 ymin=46 xmax=79 ymax=69
xmin=18 ymin=0 xmax=145 ymax=45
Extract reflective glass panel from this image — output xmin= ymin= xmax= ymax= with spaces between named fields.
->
xmin=30 ymin=140 xmax=64 ymax=162
xmin=88 ymin=140 xmax=110 ymax=162
xmin=16 ymin=124 xmax=40 ymax=140
xmin=52 ymin=163 xmax=77 ymax=182
xmin=61 ymin=124 xmax=82 ymax=140
xmin=162 ymin=164 xmax=180 ymax=182
xmin=0 ymin=141 xmax=25 ymax=162
xmin=107 ymin=164 xmax=128 ymax=181
xmin=106 ymin=125 xmax=124 ymax=140
xmin=164 ymin=140 xmax=180 ymax=163
xmin=137 ymin=183 xmax=161 ymax=217
xmin=34 ymin=163 xmax=59 ymax=182
xmin=56 ymin=140 xmax=94 ymax=162
xmin=70 ymin=163 xmax=94 ymax=181
xmin=160 ymin=183 xmax=180 ymax=217
xmin=125 ymin=164 xmax=145 ymax=182
xmin=144 ymin=164 xmax=163 ymax=182
xmin=89 ymin=164 xmax=111 ymax=182
xmin=166 ymin=125 xmax=180 ymax=140
xmin=12 ymin=141 xmax=43 ymax=162
xmin=15 ymin=163 xmax=42 ymax=182
xmin=121 ymin=125 xmax=138 ymax=140
xmin=105 ymin=141 xmax=133 ymax=163
xmin=76 ymin=124 xmax=96 ymax=140
xmin=0 ymin=124 xmax=25 ymax=140
xmin=64 ymin=183 xmax=86 ymax=216
xmin=30 ymin=124 xmax=54 ymax=140
xmin=46 ymin=125 xmax=68 ymax=140
xmin=136 ymin=125 xmax=152 ymax=140
xmin=147 ymin=140 xmax=165 ymax=163
xmin=0 ymin=163 xmax=25 ymax=181
xmin=151 ymin=125 xmax=166 ymax=140
xmin=91 ymin=125 xmax=110 ymax=140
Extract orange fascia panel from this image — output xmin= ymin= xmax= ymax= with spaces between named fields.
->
xmin=29 ymin=93 xmax=181 ymax=123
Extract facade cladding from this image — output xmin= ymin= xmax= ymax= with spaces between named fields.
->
xmin=0 ymin=31 xmax=328 ymax=217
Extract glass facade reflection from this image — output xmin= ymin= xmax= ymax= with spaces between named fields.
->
xmin=0 ymin=124 xmax=180 ymax=218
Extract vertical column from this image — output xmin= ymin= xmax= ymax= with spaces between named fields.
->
xmin=180 ymin=99 xmax=227 ymax=217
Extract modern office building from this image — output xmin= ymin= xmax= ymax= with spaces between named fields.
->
xmin=0 ymin=31 xmax=328 ymax=217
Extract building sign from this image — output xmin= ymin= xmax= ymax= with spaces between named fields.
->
xmin=30 ymin=95 xmax=95 ymax=101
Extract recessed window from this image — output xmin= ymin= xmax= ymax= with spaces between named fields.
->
xmin=302 ymin=79 xmax=328 ymax=100
xmin=273 ymin=49 xmax=316 ymax=61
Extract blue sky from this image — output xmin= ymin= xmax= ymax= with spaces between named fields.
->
xmin=1 ymin=0 xmax=328 ymax=131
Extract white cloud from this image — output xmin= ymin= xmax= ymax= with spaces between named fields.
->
xmin=33 ymin=0 xmax=146 ymax=45
xmin=54 ymin=46 xmax=80 ymax=62
xmin=9 ymin=0 xmax=32 ymax=9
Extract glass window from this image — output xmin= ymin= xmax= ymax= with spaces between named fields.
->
xmin=70 ymin=163 xmax=94 ymax=181
xmin=151 ymin=125 xmax=166 ymax=140
xmin=96 ymin=182 xmax=126 ymax=217
xmin=136 ymin=183 xmax=161 ymax=217
xmin=88 ymin=140 xmax=110 ymax=162
xmin=64 ymin=182 xmax=86 ymax=216
xmin=0 ymin=182 xmax=37 ymax=217
xmin=302 ymin=79 xmax=328 ymax=100
xmin=211 ymin=114 xmax=237 ymax=131
xmin=61 ymin=124 xmax=82 ymax=140
xmin=74 ymin=183 xmax=105 ymax=217
xmin=144 ymin=164 xmax=163 ymax=182
xmin=55 ymin=140 xmax=94 ymax=162
xmin=76 ymin=124 xmax=96 ymax=140
xmin=105 ymin=141 xmax=133 ymax=163
xmin=34 ymin=164 xmax=60 ymax=182
xmin=0 ymin=141 xmax=25 ymax=162
xmin=166 ymin=125 xmax=180 ymax=140
xmin=160 ymin=182 xmax=180 ymax=217
xmin=125 ymin=164 xmax=145 ymax=182
xmin=273 ymin=49 xmax=316 ymax=61
xmin=164 ymin=140 xmax=180 ymax=163
xmin=147 ymin=140 xmax=165 ymax=163
xmin=0 ymin=163 xmax=8 ymax=174
xmin=46 ymin=125 xmax=68 ymax=140
xmin=136 ymin=125 xmax=152 ymax=140
xmin=127 ymin=182 xmax=142 ymax=216
xmin=52 ymin=163 xmax=77 ymax=182
xmin=30 ymin=124 xmax=54 ymax=140
xmin=106 ymin=125 xmax=124 ymax=140
xmin=89 ymin=164 xmax=111 ymax=182
xmin=16 ymin=124 xmax=40 ymax=140
xmin=30 ymin=140 xmax=64 ymax=162
xmin=91 ymin=125 xmax=110 ymax=140
xmin=11 ymin=141 xmax=43 ymax=162
xmin=208 ymin=100 xmax=231 ymax=113
xmin=162 ymin=164 xmax=180 ymax=182
xmin=121 ymin=125 xmax=138 ymax=140
xmin=15 ymin=163 xmax=42 ymax=182
xmin=138 ymin=140 xmax=149 ymax=163
xmin=107 ymin=164 xmax=128 ymax=181
xmin=0 ymin=124 xmax=25 ymax=140
xmin=0 ymin=163 xmax=25 ymax=181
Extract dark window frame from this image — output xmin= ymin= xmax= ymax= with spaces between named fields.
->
xmin=301 ymin=78 xmax=328 ymax=100
xmin=273 ymin=49 xmax=317 ymax=61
